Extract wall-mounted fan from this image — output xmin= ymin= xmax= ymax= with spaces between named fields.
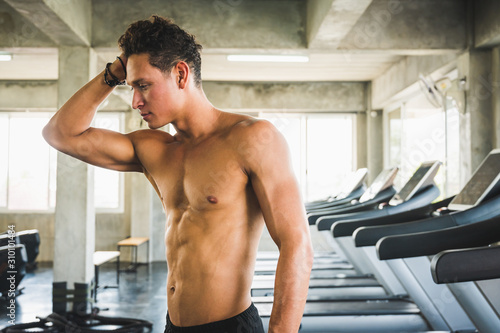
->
xmin=418 ymin=74 xmax=445 ymax=108
xmin=419 ymin=74 xmax=464 ymax=113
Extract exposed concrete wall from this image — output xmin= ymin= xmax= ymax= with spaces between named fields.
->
xmin=308 ymin=0 xmax=372 ymax=49
xmin=338 ymin=0 xmax=466 ymax=52
xmin=458 ymin=50 xmax=495 ymax=173
xmin=43 ymin=0 xmax=92 ymax=45
xmin=0 ymin=212 xmax=130 ymax=262
xmin=0 ymin=214 xmax=54 ymax=261
xmin=372 ymin=54 xmax=458 ymax=109
xmin=4 ymin=0 xmax=91 ymax=46
xmin=0 ymin=81 xmax=57 ymax=109
xmin=204 ymin=81 xmax=366 ymax=112
xmin=356 ymin=111 xmax=368 ymax=171
xmin=493 ymin=47 xmax=500 ymax=149
xmin=474 ymin=0 xmax=500 ymax=48
xmin=92 ymin=0 xmax=306 ymax=49
xmin=367 ymin=109 xmax=383 ymax=184
xmin=306 ymin=0 xmax=333 ymax=45
xmin=53 ymin=47 xmax=95 ymax=286
xmin=0 ymin=1 xmax=55 ymax=47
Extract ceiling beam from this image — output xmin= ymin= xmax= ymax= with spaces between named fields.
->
xmin=307 ymin=0 xmax=373 ymax=49
xmin=4 ymin=0 xmax=91 ymax=46
xmin=474 ymin=0 xmax=500 ymax=48
xmin=92 ymin=0 xmax=305 ymax=49
xmin=338 ymin=0 xmax=467 ymax=53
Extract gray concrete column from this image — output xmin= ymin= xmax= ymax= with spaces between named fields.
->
xmin=366 ymin=109 xmax=383 ymax=184
xmin=458 ymin=50 xmax=494 ymax=176
xmin=492 ymin=47 xmax=500 ymax=149
xmin=130 ymin=173 xmax=153 ymax=263
xmin=356 ymin=111 xmax=368 ymax=171
xmin=53 ymin=47 xmax=96 ymax=287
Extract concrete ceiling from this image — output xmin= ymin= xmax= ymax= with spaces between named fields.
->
xmin=0 ymin=0 xmax=470 ymax=82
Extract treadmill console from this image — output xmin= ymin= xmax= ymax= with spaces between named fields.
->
xmin=448 ymin=149 xmax=500 ymax=211
xmin=335 ymin=168 xmax=368 ymax=200
xmin=389 ymin=161 xmax=441 ymax=206
xmin=358 ymin=167 xmax=398 ymax=203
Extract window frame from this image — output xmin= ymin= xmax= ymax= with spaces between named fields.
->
xmin=0 ymin=110 xmax=126 ymax=213
xmin=0 ymin=110 xmax=57 ymax=213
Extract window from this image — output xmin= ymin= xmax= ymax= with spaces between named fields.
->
xmin=386 ymin=94 xmax=460 ymax=198
xmin=0 ymin=112 xmax=124 ymax=212
xmin=0 ymin=113 xmax=56 ymax=211
xmin=261 ymin=113 xmax=355 ymax=202
xmin=93 ymin=113 xmax=124 ymax=211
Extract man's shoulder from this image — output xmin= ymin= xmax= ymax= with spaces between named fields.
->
xmin=224 ymin=113 xmax=278 ymax=139
xmin=127 ymin=128 xmax=176 ymax=145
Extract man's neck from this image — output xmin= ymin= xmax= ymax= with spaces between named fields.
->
xmin=171 ymin=88 xmax=221 ymax=142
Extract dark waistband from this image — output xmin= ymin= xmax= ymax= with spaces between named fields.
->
xmin=166 ymin=303 xmax=260 ymax=333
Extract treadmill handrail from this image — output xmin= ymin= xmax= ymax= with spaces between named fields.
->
xmin=332 ymin=196 xmax=454 ymax=237
xmin=319 ymin=184 xmax=439 ymax=233
xmin=353 ymin=194 xmax=500 ymax=247
xmin=431 ymin=244 xmax=500 ymax=284
xmin=375 ymin=216 xmax=500 ymax=260
xmin=311 ymin=186 xmax=396 ymax=227
xmin=306 ymin=185 xmax=366 ymax=211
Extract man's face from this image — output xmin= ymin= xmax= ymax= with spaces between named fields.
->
xmin=126 ymin=53 xmax=180 ymax=129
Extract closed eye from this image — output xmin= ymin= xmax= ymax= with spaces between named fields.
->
xmin=130 ymin=84 xmax=149 ymax=91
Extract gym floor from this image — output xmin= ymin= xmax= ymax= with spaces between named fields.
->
xmin=0 ymin=262 xmax=169 ymax=332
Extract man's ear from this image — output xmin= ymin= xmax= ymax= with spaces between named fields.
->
xmin=175 ymin=61 xmax=190 ymax=89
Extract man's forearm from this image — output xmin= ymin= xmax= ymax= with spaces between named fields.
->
xmin=268 ymin=243 xmax=313 ymax=332
xmin=43 ymin=58 xmax=125 ymax=143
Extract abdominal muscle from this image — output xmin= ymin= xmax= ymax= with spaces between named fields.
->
xmin=165 ymin=208 xmax=263 ymax=327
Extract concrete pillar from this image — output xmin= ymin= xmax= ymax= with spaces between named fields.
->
xmin=367 ymin=109 xmax=383 ymax=184
xmin=492 ymin=47 xmax=500 ymax=149
xmin=458 ymin=50 xmax=494 ymax=177
xmin=130 ymin=173 xmax=153 ymax=263
xmin=356 ymin=111 xmax=368 ymax=171
xmin=151 ymin=188 xmax=166 ymax=262
xmin=53 ymin=47 xmax=96 ymax=288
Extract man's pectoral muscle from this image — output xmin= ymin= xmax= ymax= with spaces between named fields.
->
xmin=136 ymin=125 xmax=265 ymax=327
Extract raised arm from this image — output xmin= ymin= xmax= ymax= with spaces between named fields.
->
xmin=42 ymin=55 xmax=143 ymax=172
xmin=244 ymin=120 xmax=313 ymax=332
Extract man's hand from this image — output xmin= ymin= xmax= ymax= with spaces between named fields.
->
xmin=43 ymin=54 xmax=142 ymax=173
xmin=109 ymin=53 xmax=128 ymax=82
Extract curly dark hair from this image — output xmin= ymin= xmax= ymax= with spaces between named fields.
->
xmin=118 ymin=15 xmax=203 ymax=87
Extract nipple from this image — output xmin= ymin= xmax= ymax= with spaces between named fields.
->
xmin=207 ymin=195 xmax=218 ymax=204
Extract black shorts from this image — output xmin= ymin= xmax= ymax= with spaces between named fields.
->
xmin=164 ymin=303 xmax=265 ymax=333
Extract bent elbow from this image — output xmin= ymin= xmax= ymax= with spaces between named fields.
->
xmin=42 ymin=122 xmax=58 ymax=147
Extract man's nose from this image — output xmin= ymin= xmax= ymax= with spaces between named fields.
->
xmin=132 ymin=91 xmax=144 ymax=110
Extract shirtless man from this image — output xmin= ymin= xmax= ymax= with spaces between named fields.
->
xmin=43 ymin=16 xmax=313 ymax=333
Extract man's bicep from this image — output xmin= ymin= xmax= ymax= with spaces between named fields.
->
xmin=63 ymin=127 xmax=143 ymax=172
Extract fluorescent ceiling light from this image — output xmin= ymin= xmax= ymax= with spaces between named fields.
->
xmin=0 ymin=53 xmax=13 ymax=61
xmin=227 ymin=54 xmax=309 ymax=63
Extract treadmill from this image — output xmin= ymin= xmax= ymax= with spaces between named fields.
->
xmin=311 ymin=161 xmax=441 ymax=279
xmin=343 ymin=149 xmax=500 ymax=332
xmin=252 ymin=165 xmax=445 ymax=332
xmin=305 ymin=168 xmax=368 ymax=211
xmin=253 ymin=164 xmax=434 ymax=283
xmin=307 ymin=167 xmax=398 ymax=223
xmin=315 ymin=161 xmax=441 ymax=232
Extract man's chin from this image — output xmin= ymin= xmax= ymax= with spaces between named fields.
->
xmin=148 ymin=122 xmax=169 ymax=130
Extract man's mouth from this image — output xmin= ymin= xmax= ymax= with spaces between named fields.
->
xmin=140 ymin=112 xmax=151 ymax=120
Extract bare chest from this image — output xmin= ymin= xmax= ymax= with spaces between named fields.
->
xmin=148 ymin=140 xmax=249 ymax=211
